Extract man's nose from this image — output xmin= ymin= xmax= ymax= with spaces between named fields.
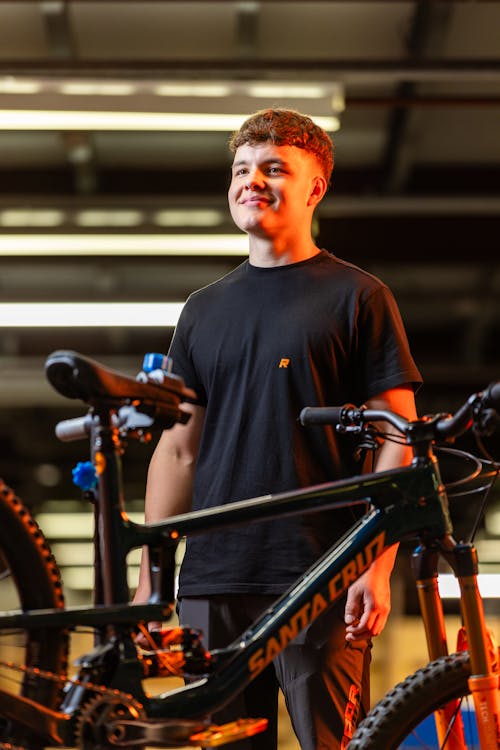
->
xmin=245 ymin=169 xmax=265 ymax=189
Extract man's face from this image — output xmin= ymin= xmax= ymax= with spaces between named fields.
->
xmin=228 ymin=142 xmax=323 ymax=239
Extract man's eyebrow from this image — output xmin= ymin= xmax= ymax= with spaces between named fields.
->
xmin=232 ymin=158 xmax=288 ymax=168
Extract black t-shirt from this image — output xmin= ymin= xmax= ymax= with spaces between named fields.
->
xmin=167 ymin=251 xmax=422 ymax=596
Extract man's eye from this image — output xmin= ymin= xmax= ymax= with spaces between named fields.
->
xmin=268 ymin=166 xmax=283 ymax=175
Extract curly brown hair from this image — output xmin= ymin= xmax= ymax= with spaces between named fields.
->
xmin=229 ymin=108 xmax=334 ymax=183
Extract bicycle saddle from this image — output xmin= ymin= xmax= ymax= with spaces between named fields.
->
xmin=45 ymin=350 xmax=196 ymax=413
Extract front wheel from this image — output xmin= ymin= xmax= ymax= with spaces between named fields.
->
xmin=348 ymin=651 xmax=499 ymax=749
xmin=0 ymin=479 xmax=68 ymax=748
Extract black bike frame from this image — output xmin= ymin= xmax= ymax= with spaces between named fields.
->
xmin=0 ymin=407 xmax=456 ymax=727
xmin=141 ymin=459 xmax=453 ymax=720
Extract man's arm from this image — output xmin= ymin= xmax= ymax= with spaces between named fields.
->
xmin=133 ymin=402 xmax=206 ymax=604
xmin=344 ymin=385 xmax=417 ymax=641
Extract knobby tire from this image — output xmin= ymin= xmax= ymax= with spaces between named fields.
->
xmin=348 ymin=650 xmax=498 ymax=749
xmin=0 ymin=479 xmax=68 ymax=749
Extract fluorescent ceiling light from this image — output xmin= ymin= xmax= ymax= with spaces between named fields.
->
xmin=37 ymin=512 xmax=145 ymax=538
xmin=76 ymin=210 xmax=144 ymax=228
xmin=0 ymin=110 xmax=341 ymax=132
xmin=0 ymin=233 xmax=248 ymax=256
xmin=153 ymin=209 xmax=224 ymax=227
xmin=154 ymin=83 xmax=232 ymax=97
xmin=34 ymin=513 xmax=93 ymax=538
xmin=246 ymin=83 xmax=328 ymax=99
xmin=0 ymin=302 xmax=184 ymax=327
xmin=438 ymin=574 xmax=500 ymax=599
xmin=475 ymin=538 xmax=500 ymax=561
xmin=0 ymin=209 xmax=64 ymax=227
xmin=485 ymin=509 xmax=500 ymax=535
xmin=50 ymin=542 xmax=95 ymax=565
xmin=0 ymin=78 xmax=41 ymax=94
xmin=49 ymin=542 xmax=140 ymax=567
xmin=0 ymin=208 xmax=227 ymax=229
xmin=60 ymin=82 xmax=136 ymax=96
xmin=55 ymin=566 xmax=139 ymax=590
xmin=0 ymin=76 xmax=343 ymax=103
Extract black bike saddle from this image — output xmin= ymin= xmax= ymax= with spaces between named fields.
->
xmin=45 ymin=350 xmax=195 ymax=415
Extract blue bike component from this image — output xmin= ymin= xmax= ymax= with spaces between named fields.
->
xmin=72 ymin=461 xmax=98 ymax=491
xmin=142 ymin=353 xmax=171 ymax=374
xmin=138 ymin=353 xmax=179 ymax=385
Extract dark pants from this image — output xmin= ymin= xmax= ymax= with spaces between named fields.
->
xmin=178 ymin=595 xmax=371 ymax=750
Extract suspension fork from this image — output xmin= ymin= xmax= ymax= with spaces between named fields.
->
xmin=446 ymin=542 xmax=500 ymax=750
xmin=413 ymin=538 xmax=500 ymax=749
xmin=412 ymin=539 xmax=467 ymax=749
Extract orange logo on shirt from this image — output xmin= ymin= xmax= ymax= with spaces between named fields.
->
xmin=279 ymin=358 xmax=290 ymax=368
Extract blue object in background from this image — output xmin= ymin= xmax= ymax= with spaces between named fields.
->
xmin=400 ymin=708 xmax=478 ymax=748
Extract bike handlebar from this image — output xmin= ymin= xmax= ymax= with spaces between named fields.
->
xmin=484 ymin=381 xmax=500 ymax=409
xmin=299 ymin=382 xmax=500 ymax=444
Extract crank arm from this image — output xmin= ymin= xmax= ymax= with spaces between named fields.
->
xmin=0 ymin=686 xmax=71 ymax=745
xmin=112 ymin=716 xmax=268 ymax=747
xmin=106 ymin=717 xmax=207 ymax=747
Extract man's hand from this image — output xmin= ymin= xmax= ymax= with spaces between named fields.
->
xmin=344 ymin=386 xmax=417 ymax=641
xmin=344 ymin=545 xmax=397 ymax=642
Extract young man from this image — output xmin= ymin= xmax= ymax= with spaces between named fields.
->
xmin=135 ymin=108 xmax=421 ymax=749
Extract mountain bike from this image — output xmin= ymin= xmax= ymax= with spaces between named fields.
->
xmin=0 ymin=349 xmax=498 ymax=749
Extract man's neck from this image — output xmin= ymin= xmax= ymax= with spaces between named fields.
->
xmin=248 ymin=235 xmax=320 ymax=268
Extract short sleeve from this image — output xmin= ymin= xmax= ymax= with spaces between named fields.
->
xmin=355 ymin=284 xmax=422 ymax=400
xmin=167 ymin=302 xmax=208 ymax=406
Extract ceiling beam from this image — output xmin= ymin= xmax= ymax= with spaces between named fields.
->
xmin=0 ymin=59 xmax=499 ymax=83
xmin=2 ymin=0 xmax=491 ymax=3
xmin=0 ymin=194 xmax=498 ymax=218
xmin=235 ymin=1 xmax=260 ymax=59
xmin=379 ymin=1 xmax=454 ymax=193
xmin=40 ymin=0 xmax=74 ymax=59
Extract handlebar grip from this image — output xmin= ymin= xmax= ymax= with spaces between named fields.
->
xmin=55 ymin=414 xmax=94 ymax=442
xmin=299 ymin=406 xmax=347 ymax=426
xmin=483 ymin=381 xmax=500 ymax=410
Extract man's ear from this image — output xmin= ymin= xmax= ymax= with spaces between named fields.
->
xmin=307 ymin=175 xmax=328 ymax=206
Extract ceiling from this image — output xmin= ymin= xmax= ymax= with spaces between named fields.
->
xmin=0 ymin=1 xmax=499 ymax=521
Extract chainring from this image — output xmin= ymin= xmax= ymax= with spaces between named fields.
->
xmin=76 ymin=692 xmax=146 ymax=750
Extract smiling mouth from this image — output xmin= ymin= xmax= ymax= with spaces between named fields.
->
xmin=241 ymin=197 xmax=271 ymax=206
